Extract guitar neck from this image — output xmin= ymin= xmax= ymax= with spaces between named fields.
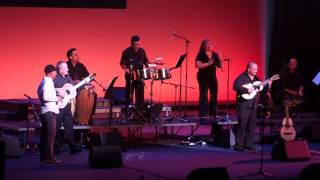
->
xmin=71 ymin=78 xmax=89 ymax=91
xmin=260 ymin=79 xmax=270 ymax=87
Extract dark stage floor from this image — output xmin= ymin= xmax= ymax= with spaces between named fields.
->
xmin=5 ymin=142 xmax=320 ymax=180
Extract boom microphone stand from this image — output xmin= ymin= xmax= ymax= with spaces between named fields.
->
xmin=239 ymin=102 xmax=274 ymax=179
xmin=172 ymin=32 xmax=191 ymax=117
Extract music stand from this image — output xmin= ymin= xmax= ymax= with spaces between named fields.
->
xmin=104 ymin=76 xmax=119 ymax=120
xmin=171 ymin=54 xmax=186 ymax=117
xmin=312 ymin=71 xmax=320 ymax=85
xmin=172 ymin=54 xmax=186 ymax=69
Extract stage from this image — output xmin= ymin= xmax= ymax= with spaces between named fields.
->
xmin=4 ymin=140 xmax=320 ymax=180
xmin=1 ymin=0 xmax=320 ymax=179
xmin=1 ymin=97 xmax=320 ymax=180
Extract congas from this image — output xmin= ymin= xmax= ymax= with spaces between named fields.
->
xmin=74 ymin=88 xmax=95 ymax=125
xmin=136 ymin=68 xmax=154 ymax=80
xmin=155 ymin=68 xmax=171 ymax=80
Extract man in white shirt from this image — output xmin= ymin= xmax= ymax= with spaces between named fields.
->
xmin=37 ymin=64 xmax=61 ymax=164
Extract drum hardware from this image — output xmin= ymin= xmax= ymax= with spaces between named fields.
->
xmin=160 ymin=81 xmax=188 ymax=122
xmin=120 ymin=60 xmax=149 ymax=123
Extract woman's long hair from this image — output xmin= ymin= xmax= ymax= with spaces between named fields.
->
xmin=198 ymin=39 xmax=211 ymax=54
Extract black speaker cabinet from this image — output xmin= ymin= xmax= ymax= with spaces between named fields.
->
xmin=211 ymin=123 xmax=234 ymax=148
xmin=89 ymin=145 xmax=123 ymax=168
xmin=186 ymin=167 xmax=229 ymax=180
xmin=272 ymin=140 xmax=311 ymax=161
xmin=300 ymin=163 xmax=320 ymax=180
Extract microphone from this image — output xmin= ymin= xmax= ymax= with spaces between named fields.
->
xmin=171 ymin=31 xmax=176 ymax=40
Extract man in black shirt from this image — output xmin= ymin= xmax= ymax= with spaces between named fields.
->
xmin=120 ymin=35 xmax=149 ymax=112
xmin=66 ymin=48 xmax=96 ymax=123
xmin=233 ymin=62 xmax=272 ymax=151
xmin=54 ymin=61 xmax=81 ymax=154
xmin=280 ymin=58 xmax=303 ymax=102
xmin=66 ymin=48 xmax=90 ymax=83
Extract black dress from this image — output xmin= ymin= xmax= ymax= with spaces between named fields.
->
xmin=195 ymin=51 xmax=221 ymax=117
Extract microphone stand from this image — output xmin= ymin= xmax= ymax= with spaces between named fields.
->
xmin=222 ymin=59 xmax=231 ymax=122
xmin=93 ymin=79 xmax=107 ymax=91
xmin=239 ymin=103 xmax=274 ymax=179
xmin=24 ymin=94 xmax=40 ymax=152
xmin=172 ymin=32 xmax=191 ymax=117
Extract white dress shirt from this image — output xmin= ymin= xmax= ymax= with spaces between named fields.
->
xmin=37 ymin=77 xmax=59 ymax=114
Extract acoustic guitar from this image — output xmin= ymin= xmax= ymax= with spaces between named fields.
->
xmin=55 ymin=73 xmax=96 ymax=108
xmin=280 ymin=102 xmax=296 ymax=141
xmin=241 ymin=74 xmax=280 ymax=100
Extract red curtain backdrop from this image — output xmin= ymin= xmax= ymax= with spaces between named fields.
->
xmin=0 ymin=0 xmax=265 ymax=104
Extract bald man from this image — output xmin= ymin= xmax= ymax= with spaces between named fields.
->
xmin=233 ymin=62 xmax=272 ymax=151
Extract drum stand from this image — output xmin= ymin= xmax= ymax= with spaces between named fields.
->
xmin=146 ymin=77 xmax=160 ymax=122
xmin=125 ymin=68 xmax=147 ymax=122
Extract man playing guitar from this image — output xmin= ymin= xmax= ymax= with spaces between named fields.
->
xmin=233 ymin=62 xmax=273 ymax=151
xmin=54 ymin=61 xmax=82 ymax=154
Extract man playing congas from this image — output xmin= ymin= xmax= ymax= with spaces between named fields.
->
xmin=66 ymin=48 xmax=96 ymax=125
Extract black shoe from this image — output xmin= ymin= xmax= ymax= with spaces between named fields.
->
xmin=233 ymin=146 xmax=244 ymax=151
xmin=244 ymin=146 xmax=256 ymax=151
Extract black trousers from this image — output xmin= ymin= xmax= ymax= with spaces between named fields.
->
xmin=125 ymin=73 xmax=144 ymax=111
xmin=197 ymin=75 xmax=218 ymax=117
xmin=40 ymin=112 xmax=56 ymax=160
xmin=56 ymin=104 xmax=76 ymax=150
xmin=234 ymin=107 xmax=257 ymax=148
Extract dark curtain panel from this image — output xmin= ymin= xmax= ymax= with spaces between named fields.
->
xmin=267 ymin=0 xmax=320 ymax=110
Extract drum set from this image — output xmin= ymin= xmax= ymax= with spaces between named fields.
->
xmin=136 ymin=67 xmax=172 ymax=81
xmin=72 ymin=56 xmax=190 ymax=124
xmin=126 ymin=61 xmax=173 ymax=122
